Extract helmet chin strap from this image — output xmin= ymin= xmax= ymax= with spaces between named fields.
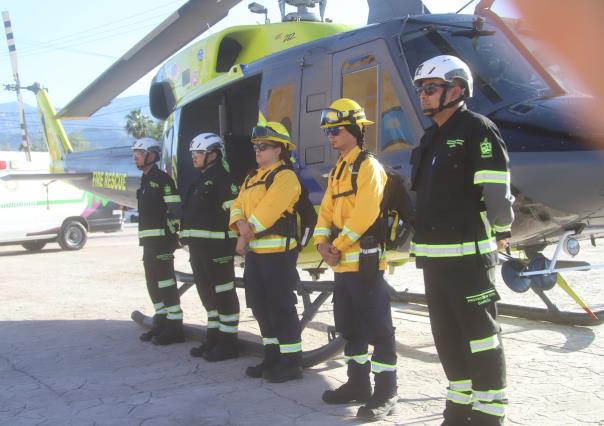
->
xmin=198 ymin=153 xmax=218 ymax=171
xmin=137 ymin=151 xmax=157 ymax=170
xmin=422 ymin=87 xmax=465 ymax=117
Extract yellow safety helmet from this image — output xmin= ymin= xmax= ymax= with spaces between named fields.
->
xmin=320 ymin=98 xmax=374 ymax=128
xmin=251 ymin=120 xmax=296 ymax=150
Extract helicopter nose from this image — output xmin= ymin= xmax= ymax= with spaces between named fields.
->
xmin=509 ymin=147 xmax=604 ymax=218
xmin=491 ymin=96 xmax=604 ymax=219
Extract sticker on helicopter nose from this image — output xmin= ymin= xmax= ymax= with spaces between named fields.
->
xmin=92 ymin=171 xmax=127 ymax=191
xmin=480 ymin=138 xmax=493 ymax=158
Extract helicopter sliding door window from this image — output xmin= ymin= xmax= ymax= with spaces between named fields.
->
xmin=336 ymin=43 xmax=417 ymax=158
xmin=342 ymin=62 xmax=378 ymax=154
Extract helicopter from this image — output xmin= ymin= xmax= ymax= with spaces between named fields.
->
xmin=4 ymin=0 xmax=604 ymax=365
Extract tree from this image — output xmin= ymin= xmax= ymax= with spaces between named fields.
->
xmin=124 ymin=109 xmax=154 ymax=139
xmin=148 ymin=120 xmax=165 ymax=141
xmin=67 ymin=132 xmax=91 ymax=152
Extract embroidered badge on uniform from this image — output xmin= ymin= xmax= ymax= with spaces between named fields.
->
xmin=164 ymin=184 xmax=172 ymax=194
xmin=446 ymin=139 xmax=464 ymax=148
xmin=149 ymin=181 xmax=159 ymax=188
xmin=480 ymin=137 xmax=493 ymax=158
xmin=204 ymin=180 xmax=213 ymax=186
xmin=231 ymin=183 xmax=238 ymax=195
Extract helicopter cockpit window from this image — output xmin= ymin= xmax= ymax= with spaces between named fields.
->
xmin=400 ymin=20 xmax=555 ymax=114
xmin=342 ymin=66 xmax=378 ymax=153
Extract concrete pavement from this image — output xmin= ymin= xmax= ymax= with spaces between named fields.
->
xmin=1 ymin=224 xmax=603 ymax=425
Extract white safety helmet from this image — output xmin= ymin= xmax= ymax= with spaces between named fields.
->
xmin=413 ymin=55 xmax=473 ymax=98
xmin=190 ymin=132 xmax=225 ymax=157
xmin=132 ymin=137 xmax=162 ymax=160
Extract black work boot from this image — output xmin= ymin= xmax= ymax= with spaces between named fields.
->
xmin=441 ymin=402 xmax=472 ymax=425
xmin=203 ymin=332 xmax=239 ymax=362
xmin=357 ymin=372 xmax=398 ymax=421
xmin=152 ymin=319 xmax=185 ymax=345
xmin=140 ymin=314 xmax=166 ymax=342
xmin=246 ymin=344 xmax=280 ymax=378
xmin=323 ymin=362 xmax=372 ymax=404
xmin=262 ymin=352 xmax=303 ymax=383
xmin=190 ymin=328 xmax=219 ymax=357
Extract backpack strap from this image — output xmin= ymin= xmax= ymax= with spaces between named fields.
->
xmin=331 ymin=150 xmax=370 ymax=199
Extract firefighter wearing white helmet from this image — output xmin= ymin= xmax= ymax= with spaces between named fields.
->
xmin=181 ymin=132 xmax=240 ymax=361
xmin=410 ymin=56 xmax=514 ymax=425
xmin=315 ymin=98 xmax=398 ymax=421
xmin=132 ymin=137 xmax=184 ymax=345
xmin=413 ymin=54 xmax=473 ymax=116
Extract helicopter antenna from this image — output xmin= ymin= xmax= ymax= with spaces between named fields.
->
xmin=2 ymin=11 xmax=31 ymax=161
xmin=278 ymin=0 xmax=327 ymax=22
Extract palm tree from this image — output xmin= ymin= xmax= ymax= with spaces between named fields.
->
xmin=124 ymin=109 xmax=154 ymax=139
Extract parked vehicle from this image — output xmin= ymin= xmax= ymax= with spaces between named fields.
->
xmin=0 ymin=152 xmax=123 ymax=251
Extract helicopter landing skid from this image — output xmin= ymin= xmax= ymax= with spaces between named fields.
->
xmin=131 ymin=271 xmax=345 ymax=368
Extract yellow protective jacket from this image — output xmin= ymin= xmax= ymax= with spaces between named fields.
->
xmin=229 ymin=161 xmax=301 ymax=254
xmin=314 ymin=146 xmax=387 ymax=273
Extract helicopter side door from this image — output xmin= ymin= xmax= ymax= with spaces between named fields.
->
xmin=330 ymin=38 xmax=423 ymax=177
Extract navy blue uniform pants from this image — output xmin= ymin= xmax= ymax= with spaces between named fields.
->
xmin=423 ymin=256 xmax=507 ymax=425
xmin=143 ymin=242 xmax=182 ymax=320
xmin=333 ymin=271 xmax=397 ymax=395
xmin=189 ymin=241 xmax=239 ymax=337
xmin=244 ymin=250 xmax=302 ymax=358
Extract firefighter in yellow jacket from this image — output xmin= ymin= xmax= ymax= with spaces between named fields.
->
xmin=314 ymin=98 xmax=398 ymax=421
xmin=229 ymin=120 xmax=303 ymax=383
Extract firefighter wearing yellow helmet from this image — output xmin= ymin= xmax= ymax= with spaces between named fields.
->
xmin=315 ymin=98 xmax=398 ymax=420
xmin=229 ymin=118 xmax=304 ymax=383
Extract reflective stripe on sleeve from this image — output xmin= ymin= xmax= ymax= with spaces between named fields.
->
xmin=493 ymin=224 xmax=512 ymax=233
xmin=230 ymin=208 xmax=243 ymax=219
xmin=248 ymin=215 xmax=266 ymax=232
xmin=341 ymin=226 xmax=360 ymax=243
xmin=313 ymin=227 xmax=331 ymax=238
xmin=474 ymin=170 xmax=510 ymax=185
xmin=222 ymin=200 xmax=234 ymax=211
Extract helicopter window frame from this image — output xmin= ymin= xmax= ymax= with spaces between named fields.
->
xmin=335 ymin=42 xmax=419 ymax=157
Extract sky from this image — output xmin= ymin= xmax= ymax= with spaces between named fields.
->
xmin=0 ymin=0 xmax=482 ymax=108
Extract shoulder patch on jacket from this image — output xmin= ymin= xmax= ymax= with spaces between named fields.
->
xmin=480 ymin=137 xmax=493 ymax=158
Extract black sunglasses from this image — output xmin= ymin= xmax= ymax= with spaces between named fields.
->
xmin=253 ymin=143 xmax=278 ymax=152
xmin=323 ymin=127 xmax=344 ymax=137
xmin=416 ymin=83 xmax=448 ymax=96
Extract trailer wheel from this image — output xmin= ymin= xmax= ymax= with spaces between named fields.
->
xmin=22 ymin=240 xmax=47 ymax=251
xmin=58 ymin=221 xmax=87 ymax=250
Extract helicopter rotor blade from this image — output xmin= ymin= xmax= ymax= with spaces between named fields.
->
xmin=58 ymin=0 xmax=241 ymax=120
xmin=2 ymin=10 xmax=32 ymax=160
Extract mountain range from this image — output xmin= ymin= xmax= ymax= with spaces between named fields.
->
xmin=0 ymin=95 xmax=153 ymax=151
